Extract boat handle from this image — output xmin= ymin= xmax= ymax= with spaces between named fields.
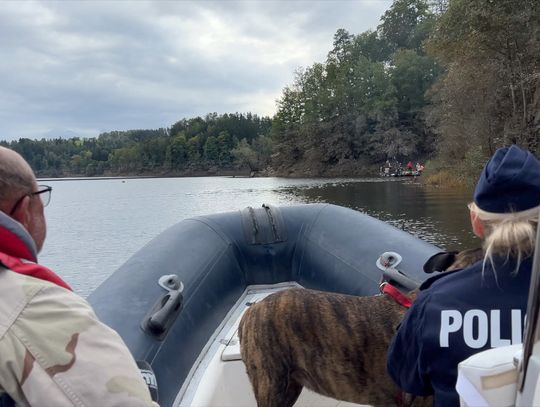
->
xmin=382 ymin=267 xmax=419 ymax=291
xmin=142 ymin=286 xmax=184 ymax=339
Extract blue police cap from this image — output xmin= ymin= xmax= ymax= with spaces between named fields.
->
xmin=474 ymin=145 xmax=540 ymax=213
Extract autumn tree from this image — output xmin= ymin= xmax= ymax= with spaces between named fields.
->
xmin=426 ymin=0 xmax=540 ymax=166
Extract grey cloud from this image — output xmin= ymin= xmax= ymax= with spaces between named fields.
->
xmin=0 ymin=0 xmax=391 ymax=141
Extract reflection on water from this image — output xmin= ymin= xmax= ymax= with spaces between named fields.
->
xmin=39 ymin=176 xmax=479 ymax=297
xmin=279 ymin=178 xmax=480 ymax=250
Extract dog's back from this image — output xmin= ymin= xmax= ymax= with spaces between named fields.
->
xmin=239 ymin=288 xmax=408 ymax=407
xmin=239 ymin=249 xmax=483 ymax=407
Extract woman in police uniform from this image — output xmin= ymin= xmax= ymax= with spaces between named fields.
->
xmin=387 ymin=145 xmax=540 ymax=407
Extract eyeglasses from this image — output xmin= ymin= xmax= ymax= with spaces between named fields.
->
xmin=9 ymin=185 xmax=53 ymax=215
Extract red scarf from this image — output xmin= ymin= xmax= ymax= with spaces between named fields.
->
xmin=0 ymin=252 xmax=72 ymax=291
xmin=0 ymin=223 xmax=72 ymax=291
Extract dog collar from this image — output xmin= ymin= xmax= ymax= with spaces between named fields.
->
xmin=379 ymin=282 xmax=412 ymax=308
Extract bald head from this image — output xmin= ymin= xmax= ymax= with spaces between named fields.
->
xmin=0 ymin=146 xmax=36 ymax=213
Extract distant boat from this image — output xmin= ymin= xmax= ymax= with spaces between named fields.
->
xmin=89 ymin=204 xmax=440 ymax=406
xmin=380 ymin=169 xmax=422 ymax=177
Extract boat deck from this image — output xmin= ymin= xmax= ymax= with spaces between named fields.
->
xmin=176 ymin=282 xmax=366 ymax=407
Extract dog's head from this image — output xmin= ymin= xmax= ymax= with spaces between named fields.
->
xmin=423 ymin=248 xmax=484 ymax=274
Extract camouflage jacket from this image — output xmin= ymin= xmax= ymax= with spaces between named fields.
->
xmin=0 ymin=212 xmax=156 ymax=406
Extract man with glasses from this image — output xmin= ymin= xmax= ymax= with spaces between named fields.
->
xmin=0 ymin=146 xmax=156 ymax=406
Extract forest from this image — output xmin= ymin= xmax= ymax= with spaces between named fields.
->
xmin=2 ymin=0 xmax=538 ymax=180
xmin=1 ymin=114 xmax=272 ymax=177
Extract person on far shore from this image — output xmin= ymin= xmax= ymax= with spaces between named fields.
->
xmin=0 ymin=146 xmax=156 ymax=406
xmin=387 ymin=145 xmax=540 ymax=406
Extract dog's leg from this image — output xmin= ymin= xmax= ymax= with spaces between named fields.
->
xmin=247 ymin=367 xmax=301 ymax=407
xmin=242 ymin=339 xmax=302 ymax=407
xmin=279 ymin=377 xmax=302 ymax=407
xmin=241 ymin=323 xmax=302 ymax=406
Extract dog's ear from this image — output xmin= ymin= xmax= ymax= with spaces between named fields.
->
xmin=423 ymin=251 xmax=459 ymax=273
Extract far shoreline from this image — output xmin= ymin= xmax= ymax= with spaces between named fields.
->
xmin=37 ymin=174 xmax=380 ymax=182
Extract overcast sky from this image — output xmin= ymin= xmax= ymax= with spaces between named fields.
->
xmin=0 ymin=0 xmax=392 ymax=141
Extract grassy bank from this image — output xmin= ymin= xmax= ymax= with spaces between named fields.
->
xmin=422 ymin=169 xmax=466 ymax=188
xmin=420 ymin=150 xmax=488 ymax=189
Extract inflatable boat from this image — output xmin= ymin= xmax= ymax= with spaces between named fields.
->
xmin=88 ymin=203 xmax=441 ymax=406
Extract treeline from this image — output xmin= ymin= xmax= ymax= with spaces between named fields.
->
xmin=2 ymin=0 xmax=538 ymax=179
xmin=271 ymin=1 xmax=441 ymax=175
xmin=0 ymin=113 xmax=272 ymax=177
xmin=271 ymin=0 xmax=539 ymax=177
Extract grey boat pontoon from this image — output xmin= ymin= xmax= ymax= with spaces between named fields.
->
xmin=88 ymin=203 xmax=441 ymax=406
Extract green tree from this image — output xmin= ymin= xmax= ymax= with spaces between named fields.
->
xmin=232 ymin=139 xmax=258 ymax=171
xmin=203 ymin=135 xmax=220 ymax=162
xmin=378 ymin=0 xmax=434 ymax=53
xmin=166 ymin=134 xmax=188 ymax=169
xmin=391 ymin=49 xmax=440 ymax=115
xmin=186 ymin=136 xmax=202 ymax=162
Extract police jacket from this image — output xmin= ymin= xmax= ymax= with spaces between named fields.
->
xmin=387 ymin=256 xmax=532 ymax=407
xmin=0 ymin=211 xmax=156 ymax=406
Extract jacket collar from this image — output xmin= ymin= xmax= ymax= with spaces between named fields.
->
xmin=0 ymin=210 xmax=38 ymax=262
xmin=0 ymin=211 xmax=71 ymax=290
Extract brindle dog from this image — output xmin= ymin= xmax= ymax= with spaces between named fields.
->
xmin=238 ymin=248 xmax=483 ymax=407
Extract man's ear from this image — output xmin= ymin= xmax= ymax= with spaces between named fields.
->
xmin=10 ymin=196 xmax=31 ymax=228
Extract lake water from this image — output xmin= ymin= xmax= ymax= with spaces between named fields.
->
xmin=38 ymin=176 xmax=479 ymax=297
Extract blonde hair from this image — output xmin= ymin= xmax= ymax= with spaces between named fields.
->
xmin=468 ymin=202 xmax=539 ymax=274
